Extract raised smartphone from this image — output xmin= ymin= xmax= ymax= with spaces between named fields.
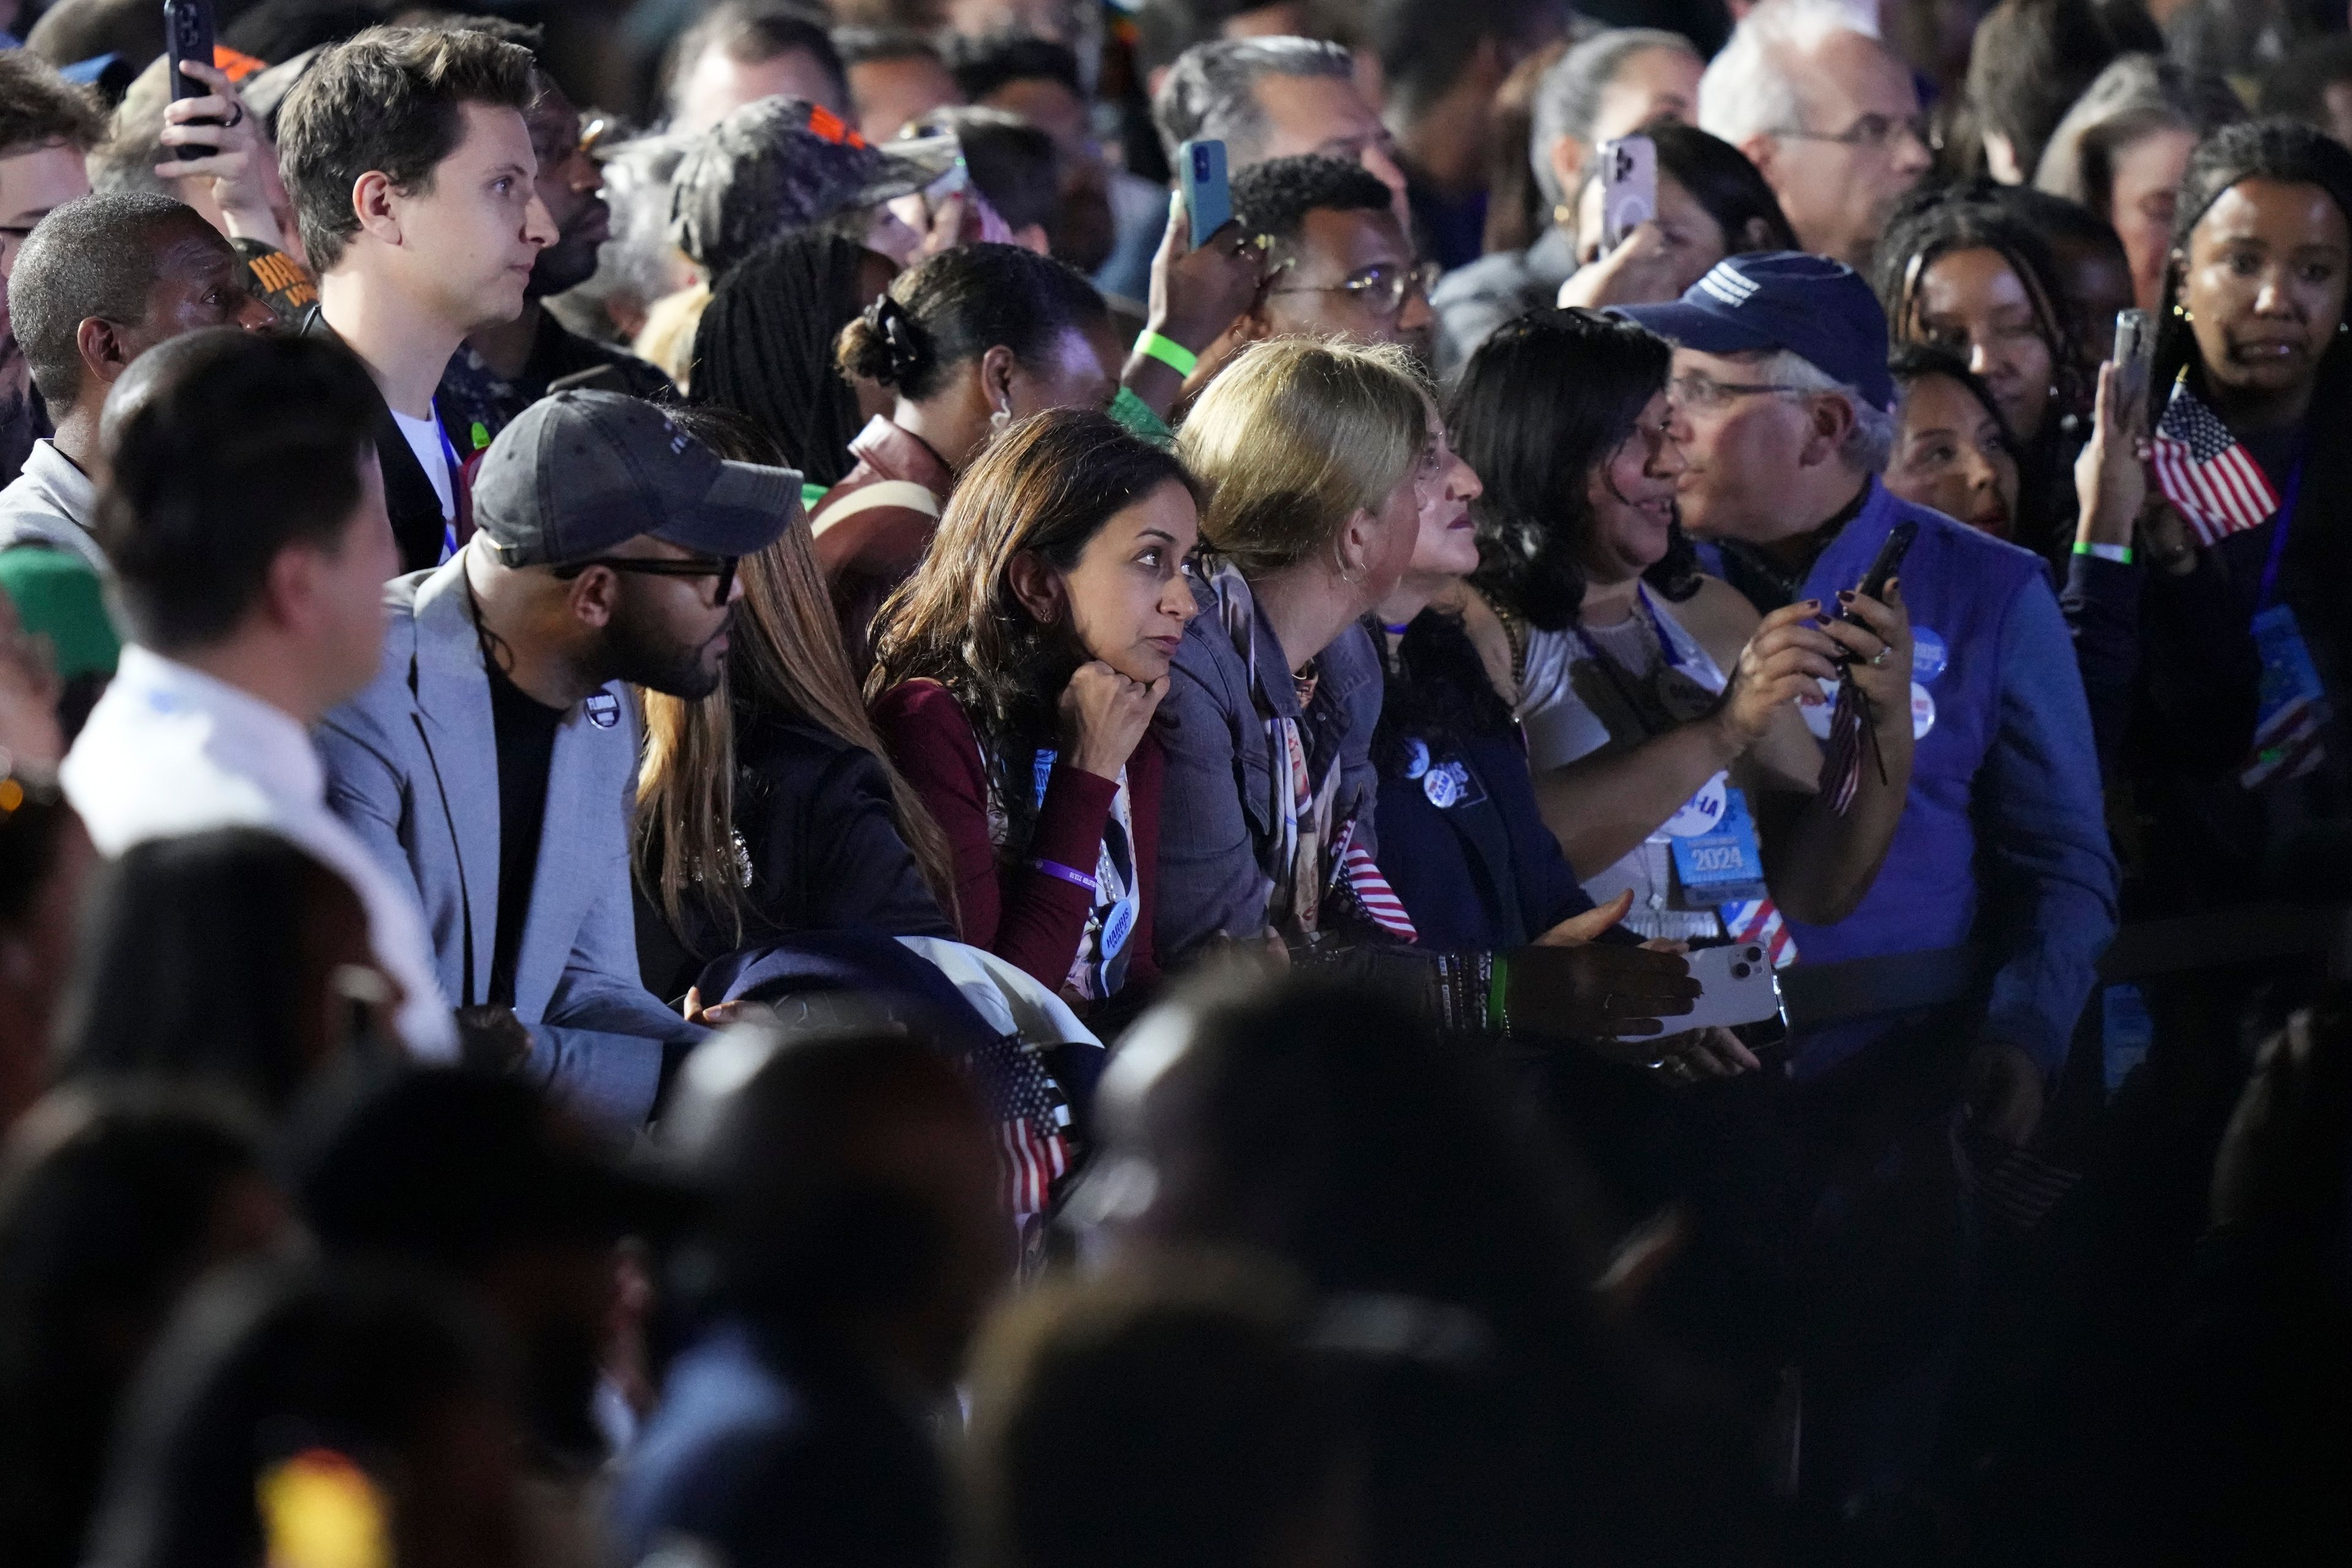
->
xmin=2112 ymin=306 xmax=2155 ymax=420
xmin=164 ymin=0 xmax=220 ymax=160
xmin=1597 ymin=133 xmax=1657 ymax=251
xmin=1177 ymin=137 xmax=1232 ymax=244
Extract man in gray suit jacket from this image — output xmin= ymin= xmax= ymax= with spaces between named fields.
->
xmin=320 ymin=390 xmax=796 ymax=1125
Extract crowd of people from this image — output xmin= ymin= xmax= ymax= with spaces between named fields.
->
xmin=0 ymin=0 xmax=2348 ymax=1562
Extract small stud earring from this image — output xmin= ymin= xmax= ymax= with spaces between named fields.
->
xmin=2173 ymin=301 xmax=2193 ymax=323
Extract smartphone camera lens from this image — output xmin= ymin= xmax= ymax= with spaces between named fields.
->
xmin=1744 ymin=946 xmax=1764 ymax=964
xmin=1732 ymin=962 xmax=1752 ymax=981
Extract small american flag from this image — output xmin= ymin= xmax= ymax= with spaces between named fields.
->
xmin=962 ymin=1031 xmax=1072 ymax=1216
xmin=1328 ymin=818 xmax=1418 ymax=941
xmin=1720 ymin=898 xmax=1798 ymax=969
xmin=2152 ymin=377 xmax=2282 ymax=547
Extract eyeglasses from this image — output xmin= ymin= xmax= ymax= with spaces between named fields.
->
xmin=552 ymin=554 xmax=739 ymax=605
xmin=1668 ymin=372 xmax=1808 ymax=413
xmin=1771 ymin=111 xmax=1931 ymax=153
xmin=1265 ymin=259 xmax=1441 ymax=317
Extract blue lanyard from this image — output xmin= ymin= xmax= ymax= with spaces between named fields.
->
xmin=434 ymin=410 xmax=463 ymax=563
xmin=2253 ymin=456 xmax=2307 ymax=615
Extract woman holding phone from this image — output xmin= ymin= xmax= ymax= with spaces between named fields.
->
xmin=1449 ymin=310 xmax=1915 ymax=947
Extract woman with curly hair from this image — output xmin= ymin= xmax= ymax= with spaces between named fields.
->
xmin=1873 ymin=185 xmax=2091 ymax=561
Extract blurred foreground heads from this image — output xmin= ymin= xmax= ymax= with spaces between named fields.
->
xmin=617 ymin=1009 xmax=1012 ymax=1568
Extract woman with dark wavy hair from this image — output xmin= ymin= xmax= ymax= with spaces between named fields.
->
xmin=1874 ymin=184 xmax=2090 ymax=562
xmin=868 ymin=410 xmax=1197 ymax=1006
xmin=1450 ymin=308 xmax=1904 ymax=944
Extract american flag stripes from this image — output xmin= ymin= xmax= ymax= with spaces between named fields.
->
xmin=1328 ymin=818 xmax=1419 ymax=941
xmin=961 ymin=1031 xmax=1073 ymax=1216
xmin=1720 ymin=898 xmax=1798 ymax=969
xmin=2151 ymin=378 xmax=2283 ymax=547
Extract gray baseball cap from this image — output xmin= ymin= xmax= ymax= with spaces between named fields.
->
xmin=472 ymin=391 xmax=799 ymax=567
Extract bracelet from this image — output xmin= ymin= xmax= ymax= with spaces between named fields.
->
xmin=1136 ymin=331 xmax=1199 ymax=377
xmin=1030 ymin=858 xmax=1099 ymax=893
xmin=2073 ymin=540 xmax=2134 ymax=565
xmin=1487 ymin=951 xmax=1512 ymax=1038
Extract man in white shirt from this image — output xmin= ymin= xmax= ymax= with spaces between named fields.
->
xmin=277 ymin=24 xmax=554 ymax=572
xmin=59 ymin=327 xmax=455 ymax=1057
xmin=0 ymin=190 xmax=273 ymax=570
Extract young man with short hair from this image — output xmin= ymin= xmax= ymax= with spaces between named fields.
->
xmin=1 ymin=191 xmax=274 ymax=570
xmin=318 ymin=391 xmax=796 ymax=1127
xmin=278 ymin=24 xmax=556 ymax=572
xmin=59 ymin=328 xmax=455 ymax=1058
xmin=0 ymin=51 xmax=105 ymax=484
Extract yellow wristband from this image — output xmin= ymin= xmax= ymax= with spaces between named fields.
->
xmin=1136 ymin=331 xmax=1199 ymax=377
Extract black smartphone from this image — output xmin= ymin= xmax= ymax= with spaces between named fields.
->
xmin=1842 ymin=519 xmax=1917 ymax=622
xmin=164 ymin=0 xmax=220 ymax=160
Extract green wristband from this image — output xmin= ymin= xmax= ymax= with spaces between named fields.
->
xmin=2073 ymin=540 xmax=2133 ymax=565
xmin=1136 ymin=331 xmax=1199 ymax=377
xmin=1488 ymin=951 xmax=1511 ymax=1038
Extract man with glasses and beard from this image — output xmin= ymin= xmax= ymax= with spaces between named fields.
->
xmin=320 ymin=391 xmax=796 ymax=1127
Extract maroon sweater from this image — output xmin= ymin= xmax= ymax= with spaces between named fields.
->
xmin=872 ymin=679 xmax=1163 ymax=995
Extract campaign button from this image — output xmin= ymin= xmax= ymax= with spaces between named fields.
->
xmin=1912 ymin=682 xmax=1936 ymax=739
xmin=1663 ymin=772 xmax=1730 ymax=837
xmin=1910 ymin=627 xmax=1948 ymax=682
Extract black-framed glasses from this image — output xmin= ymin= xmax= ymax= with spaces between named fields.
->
xmin=1771 ymin=111 xmax=1930 ymax=152
xmin=1264 ymin=258 xmax=1441 ymax=317
xmin=552 ymin=554 xmax=739 ymax=605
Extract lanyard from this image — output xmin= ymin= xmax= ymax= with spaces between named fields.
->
xmin=1567 ymin=586 xmax=1692 ymax=734
xmin=434 ymin=409 xmax=463 ymax=564
xmin=2253 ymin=455 xmax=2307 ymax=616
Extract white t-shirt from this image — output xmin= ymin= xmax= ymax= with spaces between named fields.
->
xmin=390 ymin=407 xmax=456 ymax=521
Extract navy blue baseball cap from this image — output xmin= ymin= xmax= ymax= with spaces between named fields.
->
xmin=1613 ymin=251 xmax=1896 ymax=413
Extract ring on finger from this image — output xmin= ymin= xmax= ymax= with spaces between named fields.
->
xmin=1869 ymin=646 xmax=1892 ymax=668
xmin=225 ymin=102 xmax=245 ymax=129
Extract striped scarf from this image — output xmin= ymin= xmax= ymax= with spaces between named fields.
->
xmin=1208 ymin=565 xmax=1415 ymax=943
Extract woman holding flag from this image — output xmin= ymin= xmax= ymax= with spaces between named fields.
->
xmin=2108 ymin=120 xmax=2352 ymax=909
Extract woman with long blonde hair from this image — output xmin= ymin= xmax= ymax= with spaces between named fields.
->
xmin=633 ymin=405 xmax=957 ymax=997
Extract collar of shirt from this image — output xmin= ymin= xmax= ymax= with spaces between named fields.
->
xmin=0 ymin=440 xmax=105 ymax=567
xmin=104 ymin=645 xmax=327 ymax=813
xmin=846 ymin=415 xmax=956 ymax=497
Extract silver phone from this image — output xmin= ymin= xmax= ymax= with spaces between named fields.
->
xmin=1597 ymin=134 xmax=1657 ymax=251
xmin=1676 ymin=942 xmax=1785 ymax=1033
xmin=2112 ymin=307 xmax=2155 ymax=420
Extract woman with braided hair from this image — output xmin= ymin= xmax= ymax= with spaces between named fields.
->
xmin=691 ymin=232 xmax=900 ymax=490
xmin=812 ymin=242 xmax=1117 ymax=676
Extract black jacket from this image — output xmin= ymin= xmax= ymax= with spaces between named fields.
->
xmin=636 ymin=706 xmax=952 ymax=1000
xmin=296 ymin=306 xmax=449 ymax=573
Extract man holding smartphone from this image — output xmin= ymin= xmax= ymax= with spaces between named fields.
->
xmin=1620 ymin=251 xmax=2117 ymax=1512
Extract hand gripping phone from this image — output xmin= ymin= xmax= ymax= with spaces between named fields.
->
xmin=1837 ymin=519 xmax=1918 ymax=639
xmin=1177 ymin=137 xmax=1232 ymax=244
xmin=164 ymin=0 xmax=221 ymax=160
xmin=1679 ymin=942 xmax=1785 ymax=1032
xmin=1597 ymin=134 xmax=1657 ymax=251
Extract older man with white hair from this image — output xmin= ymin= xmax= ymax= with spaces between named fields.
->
xmin=1697 ymin=0 xmax=1929 ymax=268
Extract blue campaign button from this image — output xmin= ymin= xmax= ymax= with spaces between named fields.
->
xmin=1910 ymin=627 xmax=1948 ymax=683
xmin=1403 ymin=737 xmax=1431 ymax=779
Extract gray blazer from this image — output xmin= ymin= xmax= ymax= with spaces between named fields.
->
xmin=319 ymin=552 xmax=704 ymax=1125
